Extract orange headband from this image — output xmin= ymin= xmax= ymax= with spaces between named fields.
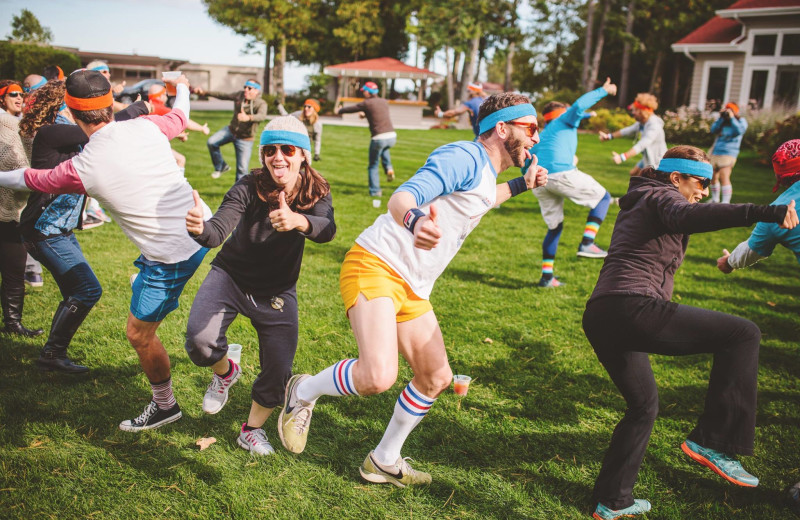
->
xmin=543 ymin=107 xmax=567 ymax=122
xmin=0 ymin=84 xmax=23 ymax=96
xmin=303 ymin=98 xmax=320 ymax=112
xmin=632 ymin=100 xmax=653 ymax=112
xmin=149 ymin=86 xmax=167 ymax=100
xmin=725 ymin=102 xmax=739 ymax=115
xmin=65 ymin=91 xmax=113 ymax=111
xmin=56 ymin=66 xmax=65 ymax=80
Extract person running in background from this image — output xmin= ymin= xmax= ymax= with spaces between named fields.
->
xmin=434 ymin=82 xmax=488 ymax=139
xmin=147 ymin=83 xmax=209 ymax=171
xmin=0 ymin=70 xmax=212 ymax=431
xmin=582 ymin=145 xmax=797 ymax=520
xmin=276 ymin=98 xmax=323 ymax=162
xmin=0 ymin=112 xmax=42 ymax=338
xmin=184 ymin=116 xmax=335 ymax=456
xmin=278 ymin=93 xmax=547 ymax=486
xmin=195 ymin=80 xmax=268 ymax=182
xmin=18 ymin=79 xmax=150 ymax=373
xmin=336 ymin=81 xmax=396 ymax=199
xmin=599 ymin=93 xmax=666 ymax=177
xmin=709 ymin=102 xmax=748 ymax=203
xmin=524 ymin=77 xmax=617 ymax=288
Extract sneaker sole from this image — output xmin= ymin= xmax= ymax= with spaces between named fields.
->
xmin=119 ymin=410 xmax=182 ymax=432
xmin=680 ymin=442 xmax=758 ymax=487
xmin=202 ymin=369 xmax=242 ymax=415
xmin=592 ymin=513 xmax=637 ymax=520
xmin=359 ymin=465 xmax=406 ymax=488
xmin=576 ymin=252 xmax=608 ymax=259
xmin=277 ymin=374 xmax=306 ymax=453
xmin=25 ymin=282 xmax=44 ymax=287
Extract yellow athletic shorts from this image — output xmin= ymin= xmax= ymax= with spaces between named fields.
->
xmin=340 ymin=244 xmax=432 ymax=323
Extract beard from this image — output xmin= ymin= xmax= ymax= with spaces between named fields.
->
xmin=503 ymin=133 xmax=527 ymax=168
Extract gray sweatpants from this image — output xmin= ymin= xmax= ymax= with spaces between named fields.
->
xmin=185 ymin=266 xmax=298 ymax=408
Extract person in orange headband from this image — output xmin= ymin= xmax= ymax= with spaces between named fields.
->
xmin=0 ymin=81 xmax=24 ymax=117
xmin=434 ymin=82 xmax=488 ymax=139
xmin=599 ymin=92 xmax=666 ymax=177
xmin=708 ymin=101 xmax=748 ymax=203
xmin=147 ymin=82 xmax=209 ymax=169
xmin=276 ymin=97 xmax=324 ymax=161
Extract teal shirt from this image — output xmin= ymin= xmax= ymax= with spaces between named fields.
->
xmin=748 ymin=181 xmax=800 ymax=262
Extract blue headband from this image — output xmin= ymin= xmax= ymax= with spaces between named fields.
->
xmin=23 ymin=77 xmax=47 ymax=93
xmin=478 ymin=104 xmax=537 ymax=135
xmin=657 ymin=158 xmax=713 ymax=179
xmin=244 ymin=80 xmax=262 ymax=90
xmin=361 ymin=86 xmax=378 ymax=94
xmin=91 ymin=64 xmax=110 ymax=72
xmin=260 ymin=129 xmax=311 ymax=151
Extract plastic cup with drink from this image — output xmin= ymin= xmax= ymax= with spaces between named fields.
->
xmin=453 ymin=374 xmax=472 ymax=396
xmin=227 ymin=343 xmax=242 ymax=364
xmin=162 ymin=71 xmax=181 ymax=96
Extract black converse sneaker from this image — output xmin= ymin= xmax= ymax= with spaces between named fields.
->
xmin=119 ymin=401 xmax=182 ymax=432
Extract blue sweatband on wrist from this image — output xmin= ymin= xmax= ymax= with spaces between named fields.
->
xmin=657 ymin=158 xmax=713 ymax=179
xmin=259 ymin=130 xmax=311 ymax=151
xmin=403 ymin=208 xmax=425 ymax=234
xmin=508 ymin=176 xmax=528 ymax=197
xmin=478 ymin=104 xmax=537 ymax=135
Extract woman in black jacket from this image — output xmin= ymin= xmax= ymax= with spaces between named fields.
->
xmin=184 ymin=116 xmax=335 ymax=456
xmin=583 ymin=145 xmax=798 ymax=520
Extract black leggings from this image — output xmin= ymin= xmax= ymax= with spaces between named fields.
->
xmin=582 ymin=295 xmax=760 ymax=510
xmin=0 ymin=221 xmax=27 ymax=323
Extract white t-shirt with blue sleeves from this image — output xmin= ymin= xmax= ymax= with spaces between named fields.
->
xmin=356 ymin=141 xmax=497 ymax=299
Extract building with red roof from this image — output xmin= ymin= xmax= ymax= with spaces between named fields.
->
xmin=671 ymin=0 xmax=800 ymax=110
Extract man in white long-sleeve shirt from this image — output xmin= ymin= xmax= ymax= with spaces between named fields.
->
xmin=599 ymin=93 xmax=666 ymax=177
xmin=0 ymin=70 xmax=212 ymax=432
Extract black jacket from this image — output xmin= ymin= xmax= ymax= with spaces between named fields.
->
xmin=589 ymin=176 xmax=787 ymax=303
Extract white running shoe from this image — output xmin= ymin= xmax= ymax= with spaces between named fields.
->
xmin=202 ymin=361 xmax=242 ymax=414
xmin=237 ymin=423 xmax=275 ymax=456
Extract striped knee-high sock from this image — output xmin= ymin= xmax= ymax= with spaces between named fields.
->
xmin=721 ymin=185 xmax=732 ymax=203
xmin=151 ymin=377 xmax=177 ymax=410
xmin=373 ymin=381 xmax=436 ymax=466
xmin=297 ymin=358 xmax=360 ymax=403
xmin=710 ymin=182 xmax=721 ymax=202
xmin=542 ymin=259 xmax=555 ymax=280
xmin=581 ymin=220 xmax=601 ymax=245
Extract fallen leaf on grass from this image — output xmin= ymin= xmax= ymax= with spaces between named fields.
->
xmin=767 ymin=301 xmax=776 ymax=307
xmin=484 ymin=337 xmax=493 ymax=344
xmin=196 ymin=437 xmax=216 ymax=450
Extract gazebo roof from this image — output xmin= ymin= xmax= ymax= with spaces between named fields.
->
xmin=324 ymin=57 xmax=441 ymax=80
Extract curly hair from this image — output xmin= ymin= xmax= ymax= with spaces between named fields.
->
xmin=19 ymin=80 xmax=66 ymax=138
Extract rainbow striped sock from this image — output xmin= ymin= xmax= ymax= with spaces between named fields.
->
xmin=542 ymin=259 xmax=554 ymax=278
xmin=583 ymin=221 xmax=600 ymax=242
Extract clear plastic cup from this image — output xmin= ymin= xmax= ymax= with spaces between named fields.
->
xmin=227 ymin=343 xmax=242 ymax=364
xmin=162 ymin=71 xmax=181 ymax=96
xmin=372 ymin=199 xmax=381 ymax=208
xmin=453 ymin=374 xmax=471 ymax=396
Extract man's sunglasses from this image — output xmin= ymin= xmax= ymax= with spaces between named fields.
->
xmin=507 ymin=121 xmax=539 ymax=137
xmin=264 ymin=144 xmax=298 ymax=158
xmin=684 ymin=175 xmax=711 ymax=189
xmin=5 ymin=92 xmax=22 ymax=98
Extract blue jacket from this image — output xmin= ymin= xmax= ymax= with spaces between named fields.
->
xmin=710 ymin=115 xmax=747 ymax=157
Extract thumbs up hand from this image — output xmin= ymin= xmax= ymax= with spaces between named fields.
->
xmin=186 ymin=190 xmax=205 ymax=235
xmin=237 ymin=103 xmax=249 ymax=122
xmin=717 ymin=248 xmax=733 ymax=274
xmin=269 ymin=191 xmax=298 ymax=232
xmin=781 ymin=199 xmax=798 ymax=229
xmin=413 ymin=204 xmax=442 ymax=250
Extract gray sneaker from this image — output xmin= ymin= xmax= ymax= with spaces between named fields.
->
xmin=278 ymin=374 xmax=314 ymax=453
xmin=237 ymin=424 xmax=275 ymax=456
xmin=202 ymin=361 xmax=242 ymax=414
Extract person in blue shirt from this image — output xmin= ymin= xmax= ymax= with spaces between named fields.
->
xmin=709 ymin=102 xmax=748 ymax=203
xmin=435 ymin=82 xmax=488 ymax=139
xmin=523 ymin=77 xmax=616 ymax=287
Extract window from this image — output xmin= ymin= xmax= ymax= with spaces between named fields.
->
xmin=775 ymin=67 xmax=800 ymax=109
xmin=752 ymin=34 xmax=778 ymax=56
xmin=748 ymin=70 xmax=769 ymax=109
xmin=705 ymin=67 xmax=729 ymax=108
xmin=782 ymin=33 xmax=800 ymax=56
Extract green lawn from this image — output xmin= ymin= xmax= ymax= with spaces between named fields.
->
xmin=2 ymin=112 xmax=798 ymax=519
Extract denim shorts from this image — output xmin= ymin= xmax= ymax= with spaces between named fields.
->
xmin=130 ymin=247 xmax=209 ymax=322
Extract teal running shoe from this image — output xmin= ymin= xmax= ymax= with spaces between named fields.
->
xmin=681 ymin=439 xmax=759 ymax=487
xmin=592 ymin=499 xmax=651 ymax=519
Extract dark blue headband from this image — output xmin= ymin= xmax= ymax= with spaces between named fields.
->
xmin=478 ymin=104 xmax=537 ymax=135
xmin=657 ymin=158 xmax=713 ymax=179
xmin=260 ymin=129 xmax=311 ymax=151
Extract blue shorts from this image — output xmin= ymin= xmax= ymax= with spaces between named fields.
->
xmin=130 ymin=247 xmax=209 ymax=322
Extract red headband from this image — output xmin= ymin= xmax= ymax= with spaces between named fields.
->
xmin=632 ymin=100 xmax=653 ymax=112
xmin=65 ymin=91 xmax=113 ymax=111
xmin=303 ymin=98 xmax=320 ymax=112
xmin=0 ymin=84 xmax=23 ymax=96
xmin=543 ymin=107 xmax=566 ymax=122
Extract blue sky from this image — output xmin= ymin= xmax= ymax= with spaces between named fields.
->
xmin=0 ymin=0 xmax=316 ymax=91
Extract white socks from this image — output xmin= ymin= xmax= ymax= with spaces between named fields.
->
xmin=373 ymin=381 xmax=436 ymax=466
xmin=710 ymin=182 xmax=721 ymax=202
xmin=297 ymin=359 xmax=359 ymax=403
xmin=721 ymin=185 xmax=732 ymax=204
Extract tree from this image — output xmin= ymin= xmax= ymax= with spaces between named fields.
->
xmin=8 ymin=9 xmax=52 ymax=44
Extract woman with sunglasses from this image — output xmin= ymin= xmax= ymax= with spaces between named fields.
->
xmin=0 ymin=80 xmax=24 ymax=118
xmin=277 ymin=99 xmax=323 ymax=162
xmin=583 ymin=145 xmax=798 ymax=520
xmin=184 ymin=116 xmax=335 ymax=455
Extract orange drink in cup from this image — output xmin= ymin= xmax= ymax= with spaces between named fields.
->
xmin=162 ymin=71 xmax=181 ymax=96
xmin=453 ymin=374 xmax=471 ymax=396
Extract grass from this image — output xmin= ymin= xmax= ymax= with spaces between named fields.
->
xmin=1 ymin=111 xmax=799 ymax=519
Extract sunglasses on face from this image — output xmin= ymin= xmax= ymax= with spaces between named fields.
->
xmin=244 ymin=86 xmax=257 ymax=91
xmin=264 ymin=144 xmax=298 ymax=158
xmin=684 ymin=175 xmax=711 ymax=189
xmin=6 ymin=92 xmax=22 ymax=98
xmin=507 ymin=121 xmax=539 ymax=138
xmin=303 ymin=105 xmax=313 ymax=109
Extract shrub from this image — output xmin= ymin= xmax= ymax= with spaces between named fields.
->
xmin=0 ymin=41 xmax=80 ymax=80
xmin=753 ymin=111 xmax=800 ymax=160
xmin=662 ymin=106 xmax=716 ymax=147
xmin=582 ymin=108 xmax=635 ymax=132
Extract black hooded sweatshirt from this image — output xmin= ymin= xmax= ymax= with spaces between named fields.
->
xmin=588 ymin=176 xmax=787 ymax=304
